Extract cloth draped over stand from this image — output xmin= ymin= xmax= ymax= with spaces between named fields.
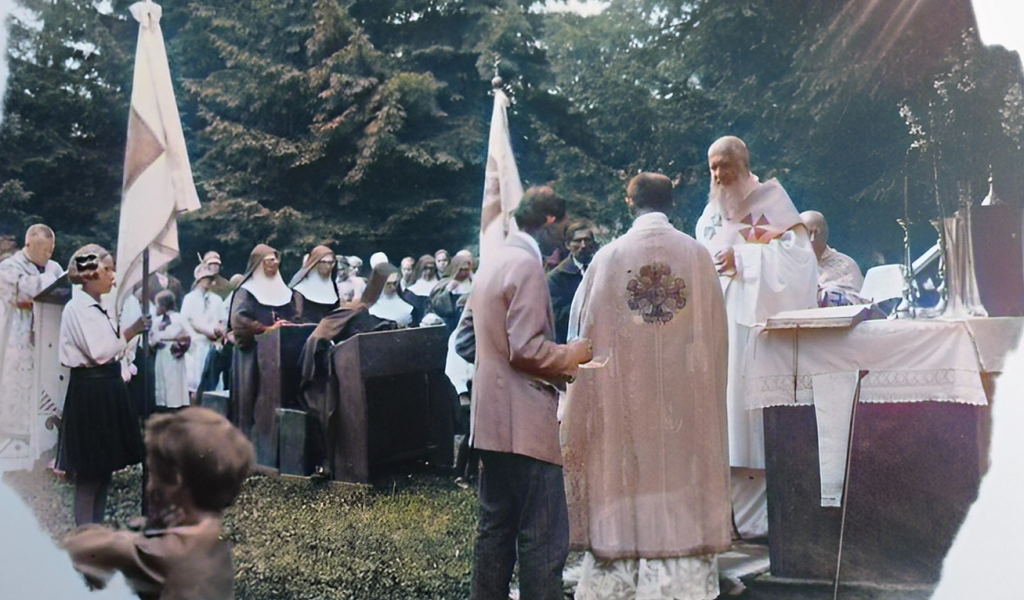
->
xmin=745 ymin=317 xmax=1023 ymax=506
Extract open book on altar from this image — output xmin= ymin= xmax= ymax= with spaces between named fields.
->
xmin=765 ymin=304 xmax=880 ymax=330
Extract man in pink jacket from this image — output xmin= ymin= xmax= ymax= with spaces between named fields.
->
xmin=468 ymin=189 xmax=593 ymax=600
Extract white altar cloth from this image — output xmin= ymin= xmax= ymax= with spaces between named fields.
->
xmin=744 ymin=317 xmax=1023 ymax=506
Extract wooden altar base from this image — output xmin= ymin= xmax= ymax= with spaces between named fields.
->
xmin=764 ymin=400 xmax=990 ymax=585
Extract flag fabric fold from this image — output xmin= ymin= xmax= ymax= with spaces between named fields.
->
xmin=115 ymin=0 xmax=200 ymax=313
xmin=478 ymin=88 xmax=523 ymax=268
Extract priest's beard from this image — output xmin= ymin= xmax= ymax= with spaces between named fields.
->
xmin=709 ymin=173 xmax=759 ymax=215
xmin=709 ymin=180 xmax=745 ymax=214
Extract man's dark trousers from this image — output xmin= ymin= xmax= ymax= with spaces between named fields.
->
xmin=471 ymin=449 xmax=569 ymax=600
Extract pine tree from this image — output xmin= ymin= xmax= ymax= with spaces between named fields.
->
xmin=0 ymin=0 xmax=137 ymax=259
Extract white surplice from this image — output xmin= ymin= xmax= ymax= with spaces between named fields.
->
xmin=0 ymin=251 xmax=61 ymax=470
xmin=818 ymin=246 xmax=865 ymax=304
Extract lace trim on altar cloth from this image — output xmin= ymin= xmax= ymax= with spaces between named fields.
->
xmin=746 ymin=368 xmax=987 ymax=409
xmin=574 ymin=552 xmax=719 ymax=600
xmin=746 ymin=373 xmax=813 ymax=408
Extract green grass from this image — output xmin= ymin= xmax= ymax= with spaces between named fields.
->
xmin=5 ymin=462 xmax=479 ymax=600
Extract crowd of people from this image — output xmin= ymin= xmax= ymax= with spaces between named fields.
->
xmin=0 ymin=135 xmax=873 ymax=600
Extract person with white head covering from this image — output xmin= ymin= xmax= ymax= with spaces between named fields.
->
xmin=368 ymin=268 xmax=414 ymax=327
xmin=180 ymin=263 xmax=226 ymax=397
xmin=288 ymin=246 xmax=340 ymax=323
xmin=228 ymin=244 xmax=303 ymax=447
xmin=401 ymin=254 xmax=441 ymax=325
xmin=406 ymin=254 xmax=440 ymax=297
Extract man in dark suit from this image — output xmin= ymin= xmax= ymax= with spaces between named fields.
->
xmin=547 ymin=219 xmax=599 ymax=344
xmin=468 ymin=190 xmax=594 ymax=600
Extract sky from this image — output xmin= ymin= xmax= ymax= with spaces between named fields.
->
xmin=542 ymin=0 xmax=610 ymax=16
xmin=972 ymin=0 xmax=1024 ymax=52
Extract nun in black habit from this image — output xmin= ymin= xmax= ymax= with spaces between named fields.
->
xmin=297 ymin=262 xmax=403 ymax=478
xmin=288 ymin=245 xmax=341 ymax=324
xmin=228 ymin=244 xmax=303 ymax=445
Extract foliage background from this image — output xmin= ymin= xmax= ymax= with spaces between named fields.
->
xmin=1 ymin=0 xmax=1021 ymax=280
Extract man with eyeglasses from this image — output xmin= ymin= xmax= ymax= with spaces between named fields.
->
xmin=548 ymin=220 xmax=599 ymax=344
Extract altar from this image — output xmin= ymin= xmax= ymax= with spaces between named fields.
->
xmin=746 ymin=317 xmax=1023 ymax=584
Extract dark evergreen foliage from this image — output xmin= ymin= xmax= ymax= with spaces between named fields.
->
xmin=0 ymin=0 xmax=1020 ymax=277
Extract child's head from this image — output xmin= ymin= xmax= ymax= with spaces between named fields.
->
xmin=154 ymin=289 xmax=176 ymax=315
xmin=145 ymin=407 xmax=255 ymax=519
xmin=67 ymin=244 xmax=116 ymax=295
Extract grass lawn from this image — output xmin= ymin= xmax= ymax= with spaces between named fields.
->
xmin=5 ymin=461 xmax=480 ymax=600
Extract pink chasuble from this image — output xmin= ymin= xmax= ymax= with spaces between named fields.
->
xmin=562 ymin=212 xmax=732 ymax=561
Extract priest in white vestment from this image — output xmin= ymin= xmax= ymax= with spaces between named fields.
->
xmin=0 ymin=225 xmax=62 ymax=471
xmin=564 ymin=173 xmax=731 ymax=600
xmin=695 ymin=136 xmax=818 ymax=539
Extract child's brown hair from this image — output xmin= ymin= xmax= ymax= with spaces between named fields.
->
xmin=145 ymin=407 xmax=255 ymax=512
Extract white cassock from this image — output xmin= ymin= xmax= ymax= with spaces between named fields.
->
xmin=695 ymin=176 xmax=818 ymax=538
xmin=0 ymin=251 xmax=61 ymax=471
xmin=180 ymin=287 xmax=225 ymax=392
xmin=817 ymin=246 xmax=865 ymax=305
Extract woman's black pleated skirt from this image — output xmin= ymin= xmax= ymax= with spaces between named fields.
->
xmin=57 ymin=362 xmax=144 ymax=478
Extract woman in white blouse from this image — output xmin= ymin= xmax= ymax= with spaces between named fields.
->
xmin=57 ymin=245 xmax=149 ymax=525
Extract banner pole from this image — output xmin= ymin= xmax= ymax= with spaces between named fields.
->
xmin=140 ymin=247 xmax=150 ymax=517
